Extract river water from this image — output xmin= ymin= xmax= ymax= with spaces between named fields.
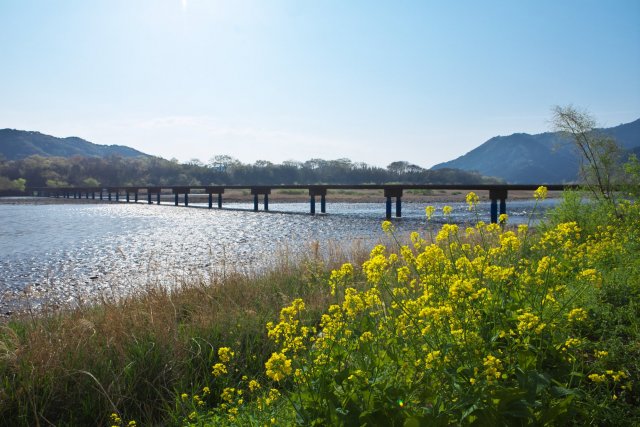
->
xmin=0 ymin=198 xmax=556 ymax=313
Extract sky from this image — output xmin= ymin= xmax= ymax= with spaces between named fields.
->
xmin=1 ymin=1 xmax=639 ymax=168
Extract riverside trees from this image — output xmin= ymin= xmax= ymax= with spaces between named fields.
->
xmin=0 ymin=155 xmax=501 ymax=189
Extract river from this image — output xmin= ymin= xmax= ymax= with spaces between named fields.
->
xmin=0 ymin=198 xmax=556 ymax=314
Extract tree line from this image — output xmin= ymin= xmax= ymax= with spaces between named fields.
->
xmin=0 ymin=154 xmax=502 ymax=191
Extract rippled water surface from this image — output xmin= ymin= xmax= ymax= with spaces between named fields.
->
xmin=0 ymin=198 xmax=556 ymax=311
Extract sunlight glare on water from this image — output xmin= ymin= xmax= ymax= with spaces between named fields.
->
xmin=0 ymin=199 xmax=555 ymax=311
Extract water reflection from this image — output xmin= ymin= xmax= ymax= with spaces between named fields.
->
xmin=0 ymin=199 xmax=556 ymax=312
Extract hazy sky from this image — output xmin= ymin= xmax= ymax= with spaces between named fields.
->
xmin=1 ymin=1 xmax=639 ymax=168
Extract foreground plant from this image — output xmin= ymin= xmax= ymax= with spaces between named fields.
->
xmin=179 ymin=188 xmax=639 ymax=426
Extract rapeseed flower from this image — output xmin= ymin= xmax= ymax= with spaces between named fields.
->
xmin=425 ymin=206 xmax=435 ymax=220
xmin=265 ymin=352 xmax=292 ymax=382
xmin=211 ymin=363 xmax=227 ymax=377
xmin=534 ymin=185 xmax=548 ymax=200
xmin=381 ymin=220 xmax=394 ymax=233
xmin=218 ymin=347 xmax=234 ymax=363
xmin=466 ymin=192 xmax=479 ymax=210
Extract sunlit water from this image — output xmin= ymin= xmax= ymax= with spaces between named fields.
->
xmin=0 ymin=198 xmax=556 ymax=313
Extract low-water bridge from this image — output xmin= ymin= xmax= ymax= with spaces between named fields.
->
xmin=29 ymin=184 xmax=570 ymax=223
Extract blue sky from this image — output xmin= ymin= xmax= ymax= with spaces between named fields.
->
xmin=1 ymin=0 xmax=639 ymax=168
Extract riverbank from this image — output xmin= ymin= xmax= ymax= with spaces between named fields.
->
xmin=0 ymin=197 xmax=557 ymax=318
xmin=0 ymin=194 xmax=638 ymax=426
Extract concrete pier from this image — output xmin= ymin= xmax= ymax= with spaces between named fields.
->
xmin=251 ymin=187 xmax=271 ymax=212
xmin=384 ymin=188 xmax=403 ymax=219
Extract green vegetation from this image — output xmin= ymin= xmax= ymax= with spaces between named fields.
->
xmin=165 ymin=189 xmax=639 ymax=426
xmin=0 ymin=187 xmax=638 ymax=426
xmin=0 ymin=154 xmax=502 ymax=191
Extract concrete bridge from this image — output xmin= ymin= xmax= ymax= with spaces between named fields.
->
xmin=28 ymin=184 xmax=569 ymax=223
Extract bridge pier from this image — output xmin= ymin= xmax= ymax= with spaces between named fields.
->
xmin=172 ymin=187 xmax=190 ymax=207
xmin=205 ymin=187 xmax=225 ymax=209
xmin=126 ymin=191 xmax=130 ymax=203
xmin=251 ymin=187 xmax=271 ymax=212
xmin=384 ymin=188 xmax=403 ymax=219
xmin=309 ymin=186 xmax=327 ymax=215
xmin=134 ymin=192 xmax=138 ymax=203
xmin=489 ymin=189 xmax=508 ymax=223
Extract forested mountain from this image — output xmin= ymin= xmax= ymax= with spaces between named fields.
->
xmin=0 ymin=129 xmax=149 ymax=160
xmin=432 ymin=118 xmax=640 ymax=183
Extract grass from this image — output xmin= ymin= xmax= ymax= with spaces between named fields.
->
xmin=1 ymin=190 xmax=639 ymax=426
xmin=0 ymin=243 xmax=370 ymax=426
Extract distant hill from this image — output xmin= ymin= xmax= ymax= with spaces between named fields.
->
xmin=432 ymin=119 xmax=640 ymax=184
xmin=0 ymin=129 xmax=150 ymax=160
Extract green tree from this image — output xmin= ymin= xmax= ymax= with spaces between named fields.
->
xmin=552 ymin=105 xmax=623 ymax=209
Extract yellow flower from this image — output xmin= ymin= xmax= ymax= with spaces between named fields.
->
xmin=180 ymin=393 xmax=188 ymax=401
xmin=563 ymin=337 xmax=582 ymax=349
xmin=425 ymin=206 xmax=435 ymax=220
xmin=329 ymin=262 xmax=354 ymax=295
xmin=534 ymin=185 xmax=548 ymax=200
xmin=248 ymin=379 xmax=261 ymax=392
xmin=498 ymin=213 xmax=508 ymax=224
xmin=465 ymin=192 xmax=479 ymax=210
xmin=221 ymin=387 xmax=236 ymax=403
xmin=211 ymin=363 xmax=227 ymax=377
xmin=595 ymin=350 xmax=608 ymax=359
xmin=359 ymin=331 xmax=374 ymax=342
xmin=436 ymin=223 xmax=458 ymax=243
xmin=443 ymin=205 xmax=453 ymax=216
xmin=381 ymin=220 xmax=394 ymax=233
xmin=567 ymin=308 xmax=588 ymax=323
xmin=588 ymin=373 xmax=607 ymax=383
xmin=483 ymin=355 xmax=503 ymax=381
xmin=218 ymin=347 xmax=234 ymax=363
xmin=265 ymin=352 xmax=292 ymax=382
xmin=517 ymin=312 xmax=545 ymax=334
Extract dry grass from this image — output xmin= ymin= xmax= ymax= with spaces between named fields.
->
xmin=0 ymin=241 xmax=371 ymax=426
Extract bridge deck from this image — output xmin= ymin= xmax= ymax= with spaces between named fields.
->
xmin=28 ymin=184 xmax=573 ymax=222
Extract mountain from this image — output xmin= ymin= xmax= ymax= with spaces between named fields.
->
xmin=0 ymin=129 xmax=150 ymax=160
xmin=432 ymin=118 xmax=640 ymax=184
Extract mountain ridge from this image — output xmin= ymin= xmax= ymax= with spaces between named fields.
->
xmin=0 ymin=128 xmax=150 ymax=160
xmin=432 ymin=118 xmax=640 ymax=183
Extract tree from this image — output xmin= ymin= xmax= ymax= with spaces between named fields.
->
xmin=552 ymin=105 xmax=623 ymax=209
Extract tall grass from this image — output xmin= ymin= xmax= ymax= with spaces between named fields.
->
xmin=0 ymin=242 xmax=370 ymax=426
